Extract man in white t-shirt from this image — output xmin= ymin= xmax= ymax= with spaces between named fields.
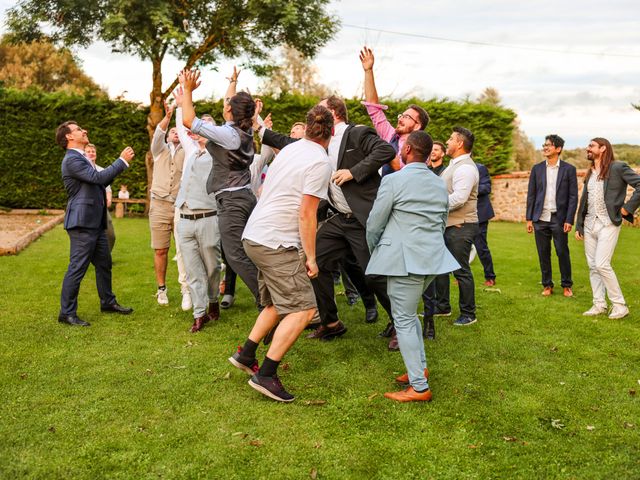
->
xmin=229 ymin=105 xmax=333 ymax=403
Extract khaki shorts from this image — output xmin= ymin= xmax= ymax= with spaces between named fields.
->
xmin=242 ymin=239 xmax=317 ymax=316
xmin=149 ymin=199 xmax=175 ymax=249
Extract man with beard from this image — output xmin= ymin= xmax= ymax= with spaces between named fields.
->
xmin=427 ymin=141 xmax=447 ymax=175
xmin=576 ymin=138 xmax=640 ymax=319
xmin=359 ymin=46 xmax=430 ymax=176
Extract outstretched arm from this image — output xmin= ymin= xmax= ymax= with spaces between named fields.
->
xmin=225 ymin=66 xmax=240 ymax=100
xmin=359 ymin=46 xmax=379 ymax=104
xmin=180 ymin=69 xmax=201 ymax=129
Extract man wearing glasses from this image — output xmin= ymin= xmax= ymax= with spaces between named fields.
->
xmin=526 ymin=134 xmax=578 ymax=297
xmin=56 ymin=121 xmax=134 ymax=326
xmin=359 ymin=47 xmax=430 ymax=176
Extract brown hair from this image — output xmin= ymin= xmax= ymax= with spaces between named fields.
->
xmin=56 ymin=121 xmax=77 ymax=149
xmin=433 ymin=141 xmax=446 ymax=152
xmin=305 ymin=106 xmax=334 ymax=142
xmin=408 ymin=104 xmax=430 ymax=130
xmin=323 ymin=95 xmax=348 ymax=122
xmin=591 ymin=137 xmax=615 ymax=181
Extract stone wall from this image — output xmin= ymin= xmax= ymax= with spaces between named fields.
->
xmin=491 ymin=168 xmax=640 ymax=225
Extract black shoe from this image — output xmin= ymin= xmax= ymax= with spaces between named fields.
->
xmin=365 ymin=308 xmax=379 ymax=324
xmin=248 ymin=374 xmax=295 ymax=402
xmin=346 ymin=292 xmax=360 ymax=306
xmin=58 ymin=314 xmax=90 ymax=327
xmin=101 ymin=303 xmax=133 ymax=315
xmin=228 ymin=347 xmax=259 ymax=375
xmin=433 ymin=307 xmax=451 ymax=317
xmin=422 ymin=314 xmax=435 ymax=340
xmin=306 ymin=321 xmax=347 ymax=341
xmin=378 ymin=321 xmax=394 ymax=338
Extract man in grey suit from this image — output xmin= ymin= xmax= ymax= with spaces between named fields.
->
xmin=366 ymin=131 xmax=459 ymax=402
xmin=56 ymin=121 xmax=134 ymax=326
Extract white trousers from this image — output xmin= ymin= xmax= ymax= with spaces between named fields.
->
xmin=173 ymin=207 xmax=189 ymax=294
xmin=583 ymin=220 xmax=625 ymax=307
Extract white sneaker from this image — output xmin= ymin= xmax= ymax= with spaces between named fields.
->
xmin=583 ymin=305 xmax=607 ymax=316
xmin=156 ymin=288 xmax=169 ymax=306
xmin=221 ymin=294 xmax=235 ymax=309
xmin=608 ymin=304 xmax=629 ymax=319
xmin=181 ymin=291 xmax=192 ymax=311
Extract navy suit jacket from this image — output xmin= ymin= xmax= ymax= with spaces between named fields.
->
xmin=61 ymin=149 xmax=127 ymax=230
xmin=526 ymin=160 xmax=578 ymax=225
xmin=476 ymin=163 xmax=495 ymax=223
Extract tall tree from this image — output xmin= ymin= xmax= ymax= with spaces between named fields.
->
xmin=5 ymin=0 xmax=338 ymax=200
xmin=0 ymin=36 xmax=104 ymax=95
xmin=260 ymin=45 xmax=331 ymax=98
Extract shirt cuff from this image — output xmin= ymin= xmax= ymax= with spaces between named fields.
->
xmin=119 ymin=158 xmax=129 ymax=168
xmin=190 ymin=117 xmax=203 ymax=135
xmin=361 ymin=101 xmax=389 ymax=110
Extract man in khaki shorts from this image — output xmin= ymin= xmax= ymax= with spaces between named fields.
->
xmin=228 ymin=105 xmax=333 ymax=403
xmin=150 ymin=100 xmax=189 ymax=308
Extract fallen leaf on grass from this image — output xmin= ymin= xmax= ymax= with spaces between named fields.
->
xmin=223 ymin=372 xmax=230 ymax=379
xmin=144 ymin=369 xmax=153 ymax=375
xmin=314 ymin=442 xmax=322 ymax=449
xmin=629 ymin=389 xmax=636 ymax=396
xmin=468 ymin=444 xmax=480 ymax=449
xmin=48 ymin=426 xmax=56 ymax=433
xmin=232 ymin=432 xmax=248 ymax=438
xmin=170 ymin=365 xmax=186 ymax=369
xmin=304 ymin=400 xmax=327 ymax=406
xmin=503 ymin=436 xmax=518 ymax=442
xmin=368 ymin=393 xmax=379 ymax=401
xmin=249 ymin=440 xmax=263 ymax=447
xmin=281 ymin=363 xmax=291 ymax=371
xmin=310 ymin=468 xmax=318 ymax=479
xmin=586 ymin=425 xmax=595 ymax=431
xmin=185 ymin=341 xmax=194 ymax=348
xmin=623 ymin=422 xmax=635 ymax=429
xmin=483 ymin=287 xmax=502 ymax=293
xmin=550 ymin=346 xmax=558 ymax=353
xmin=551 ymin=419 xmax=565 ymax=429
xmin=19 ymin=373 xmax=27 ymax=380
xmin=559 ymin=382 xmax=566 ymax=385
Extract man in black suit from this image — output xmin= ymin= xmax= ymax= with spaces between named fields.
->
xmin=258 ymin=96 xmax=396 ymax=343
xmin=526 ymin=134 xmax=578 ymax=297
xmin=474 ymin=162 xmax=496 ymax=286
xmin=56 ymin=121 xmax=134 ymax=326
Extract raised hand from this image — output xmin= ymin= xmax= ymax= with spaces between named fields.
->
xmin=359 ymin=46 xmax=375 ymax=71
xmin=263 ymin=112 xmax=273 ymax=130
xmin=163 ymin=100 xmax=175 ymax=118
xmin=182 ymin=69 xmax=201 ymax=91
xmin=172 ymin=86 xmax=184 ymax=107
xmin=120 ymin=146 xmax=135 ymax=162
xmin=227 ymin=66 xmax=241 ymax=83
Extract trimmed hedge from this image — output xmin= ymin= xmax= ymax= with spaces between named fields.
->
xmin=0 ymin=89 xmax=515 ymax=209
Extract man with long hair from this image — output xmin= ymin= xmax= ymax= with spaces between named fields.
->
xmin=576 ymin=138 xmax=640 ymax=319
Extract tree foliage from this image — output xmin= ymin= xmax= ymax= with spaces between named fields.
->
xmin=260 ymin=46 xmax=331 ymax=98
xmin=0 ymin=36 xmax=104 ymax=95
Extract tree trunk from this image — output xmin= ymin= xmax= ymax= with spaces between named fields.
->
xmin=144 ymin=57 xmax=165 ymax=215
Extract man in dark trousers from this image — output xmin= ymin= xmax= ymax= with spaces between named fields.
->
xmin=474 ymin=161 xmax=497 ymax=286
xmin=56 ymin=121 xmax=134 ymax=326
xmin=526 ymin=134 xmax=578 ymax=297
xmin=258 ymin=95 xmax=397 ymax=346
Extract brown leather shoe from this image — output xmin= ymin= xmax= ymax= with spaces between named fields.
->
xmin=306 ymin=321 xmax=347 ymax=340
xmin=563 ymin=287 xmax=573 ymax=297
xmin=542 ymin=286 xmax=553 ymax=296
xmin=384 ymin=386 xmax=432 ymax=402
xmin=484 ymin=279 xmax=496 ymax=287
xmin=395 ymin=368 xmax=429 ymax=384
xmin=206 ymin=302 xmax=220 ymax=322
xmin=190 ymin=315 xmax=207 ymax=333
xmin=388 ymin=333 xmax=399 ymax=351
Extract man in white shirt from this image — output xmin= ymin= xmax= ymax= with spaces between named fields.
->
xmin=229 ymin=106 xmax=333 ymax=403
xmin=438 ymin=127 xmax=480 ymax=326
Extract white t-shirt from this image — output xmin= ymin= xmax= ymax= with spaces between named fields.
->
xmin=243 ymin=138 xmax=331 ymax=249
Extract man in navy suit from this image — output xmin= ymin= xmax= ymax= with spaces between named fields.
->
xmin=56 ymin=121 xmax=135 ymax=326
xmin=526 ymin=134 xmax=578 ymax=297
xmin=474 ymin=162 xmax=496 ymax=286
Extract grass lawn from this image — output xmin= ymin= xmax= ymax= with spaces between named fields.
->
xmin=1 ymin=219 xmax=639 ymax=479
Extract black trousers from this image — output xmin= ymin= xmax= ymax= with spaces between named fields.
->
xmin=220 ymin=246 xmax=237 ymax=296
xmin=216 ymin=189 xmax=260 ymax=304
xmin=437 ymin=223 xmax=479 ymax=318
xmin=533 ymin=214 xmax=572 ymax=288
xmin=473 ymin=220 xmax=496 ymax=280
xmin=422 ymin=274 xmax=451 ymax=314
xmin=312 ymin=214 xmax=391 ymax=326
xmin=60 ymin=227 xmax=116 ymax=316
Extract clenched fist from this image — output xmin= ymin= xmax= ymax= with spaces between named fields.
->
xmin=120 ymin=146 xmax=135 ymax=162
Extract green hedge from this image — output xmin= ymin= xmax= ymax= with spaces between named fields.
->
xmin=0 ymin=89 xmax=515 ymax=209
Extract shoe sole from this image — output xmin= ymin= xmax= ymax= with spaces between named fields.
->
xmin=228 ymin=356 xmax=256 ymax=376
xmin=248 ymin=378 xmax=295 ymax=402
xmin=454 ymin=318 xmax=477 ymax=326
xmin=433 ymin=312 xmax=451 ymax=317
xmin=319 ymin=327 xmax=347 ymax=341
xmin=609 ymin=312 xmax=629 ymax=319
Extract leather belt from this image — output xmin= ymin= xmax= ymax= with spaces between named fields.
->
xmin=180 ymin=211 xmax=217 ymax=220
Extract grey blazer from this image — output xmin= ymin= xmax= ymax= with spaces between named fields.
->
xmin=365 ymin=162 xmax=460 ymax=276
xmin=576 ymin=161 xmax=640 ymax=235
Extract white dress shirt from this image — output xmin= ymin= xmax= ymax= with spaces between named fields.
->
xmin=540 ymin=160 xmax=559 ymax=222
xmin=445 ymin=153 xmax=479 ymax=211
xmin=327 ymin=122 xmax=352 ymax=214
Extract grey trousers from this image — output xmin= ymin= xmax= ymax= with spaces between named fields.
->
xmin=177 ymin=214 xmax=221 ymax=318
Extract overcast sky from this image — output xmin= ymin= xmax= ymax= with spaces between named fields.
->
xmin=2 ymin=0 xmax=639 ymax=148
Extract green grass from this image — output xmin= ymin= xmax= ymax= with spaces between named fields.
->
xmin=1 ymin=220 xmax=639 ymax=479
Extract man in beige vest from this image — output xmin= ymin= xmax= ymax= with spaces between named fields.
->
xmin=438 ymin=127 xmax=480 ymax=326
xmin=150 ymin=101 xmax=189 ymax=308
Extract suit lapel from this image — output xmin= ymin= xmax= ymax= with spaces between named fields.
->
xmin=556 ymin=161 xmax=566 ymax=194
xmin=337 ymin=124 xmax=352 ymax=169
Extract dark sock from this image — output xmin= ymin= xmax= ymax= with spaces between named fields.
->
xmin=259 ymin=356 xmax=280 ymax=377
xmin=242 ymin=339 xmax=258 ymax=359
xmin=158 ymin=285 xmax=166 ymax=291
xmin=414 ymin=387 xmax=430 ymax=393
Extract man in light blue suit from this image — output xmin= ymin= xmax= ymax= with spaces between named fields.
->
xmin=366 ymin=131 xmax=459 ymax=402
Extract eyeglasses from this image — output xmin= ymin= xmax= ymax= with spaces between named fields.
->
xmin=397 ymin=113 xmax=419 ymax=123
xmin=542 ymin=143 xmax=555 ymax=148
xmin=69 ymin=126 xmax=85 ymax=133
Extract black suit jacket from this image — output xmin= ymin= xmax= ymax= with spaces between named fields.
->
xmin=476 ymin=163 xmax=495 ymax=223
xmin=262 ymin=124 xmax=395 ymax=227
xmin=576 ymin=161 xmax=640 ymax=234
xmin=61 ymin=149 xmax=128 ymax=230
xmin=526 ymin=160 xmax=578 ymax=225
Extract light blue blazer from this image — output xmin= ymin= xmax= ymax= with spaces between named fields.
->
xmin=366 ymin=162 xmax=460 ymax=276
